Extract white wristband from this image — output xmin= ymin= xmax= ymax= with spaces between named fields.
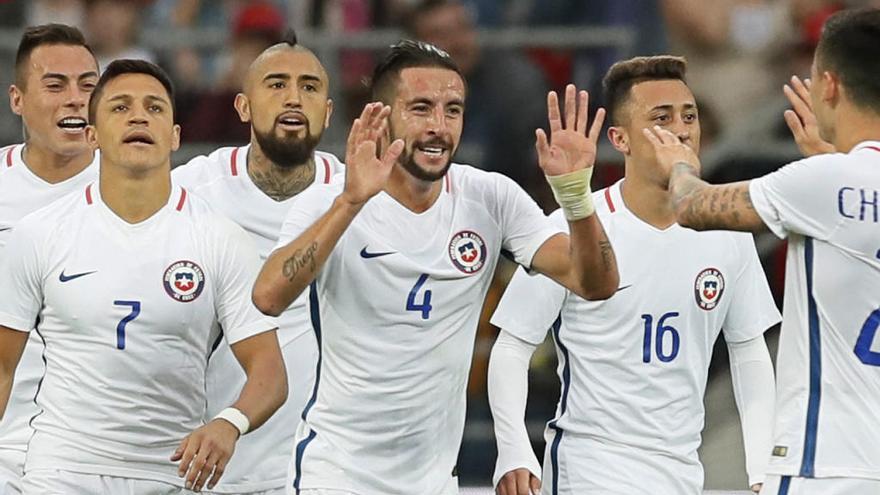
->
xmin=545 ymin=168 xmax=595 ymax=221
xmin=214 ymin=407 xmax=250 ymax=436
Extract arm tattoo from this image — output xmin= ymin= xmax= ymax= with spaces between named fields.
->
xmin=670 ymin=163 xmax=763 ymax=232
xmin=598 ymin=239 xmax=614 ymax=273
xmin=282 ymin=242 xmax=318 ymax=281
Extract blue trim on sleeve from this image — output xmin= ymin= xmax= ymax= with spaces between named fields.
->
xmin=799 ymin=237 xmax=822 ymax=478
xmin=778 ymin=475 xmax=792 ymax=494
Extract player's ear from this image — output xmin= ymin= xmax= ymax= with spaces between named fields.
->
xmin=234 ymin=93 xmax=251 ymax=123
xmin=85 ymin=124 xmax=98 ymax=150
xmin=324 ymin=98 xmax=333 ymax=129
xmin=8 ymin=84 xmax=23 ymax=116
xmin=170 ymin=124 xmax=181 ymax=152
xmin=608 ymin=126 xmax=629 ymax=155
xmin=821 ymin=70 xmax=840 ymax=107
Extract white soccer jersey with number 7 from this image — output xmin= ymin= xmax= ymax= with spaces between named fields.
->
xmin=275 ymin=163 xmax=563 ymax=495
xmin=0 ymin=181 xmax=274 ymax=487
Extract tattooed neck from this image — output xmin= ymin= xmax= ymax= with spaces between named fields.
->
xmin=247 ymin=151 xmax=316 ymax=202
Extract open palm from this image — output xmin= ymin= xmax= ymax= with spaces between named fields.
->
xmin=537 ymin=84 xmax=605 ymax=176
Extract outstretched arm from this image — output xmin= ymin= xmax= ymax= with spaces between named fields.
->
xmin=643 ymin=126 xmax=768 ymax=232
xmin=253 ymin=103 xmax=404 ymax=315
xmin=530 ymin=85 xmax=618 ymax=300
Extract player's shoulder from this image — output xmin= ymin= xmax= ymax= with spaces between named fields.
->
xmin=177 ymin=185 xmax=249 ymax=236
xmin=446 ymin=163 xmax=523 ymax=200
xmin=314 ymin=149 xmax=345 ymax=176
xmin=16 ymin=183 xmax=90 ymax=236
xmin=173 ymin=145 xmax=246 ymax=188
xmin=0 ymin=143 xmax=23 ymax=177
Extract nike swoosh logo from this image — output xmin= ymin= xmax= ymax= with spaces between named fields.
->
xmin=360 ymin=247 xmax=396 ymax=259
xmin=0 ymin=227 xmax=10 ymax=232
xmin=616 ymin=284 xmax=633 ymax=292
xmin=59 ymin=270 xmax=97 ymax=282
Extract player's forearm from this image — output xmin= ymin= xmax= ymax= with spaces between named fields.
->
xmin=253 ymin=196 xmax=363 ymax=316
xmin=669 ymin=163 xmax=766 ymax=232
xmin=229 ymin=332 xmax=288 ymax=431
xmin=729 ymin=336 xmax=776 ymax=486
xmin=488 ymin=331 xmax=542 ymax=485
xmin=566 ymin=213 xmax=618 ymax=300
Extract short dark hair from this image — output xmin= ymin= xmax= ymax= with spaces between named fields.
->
xmin=602 ymin=56 xmax=688 ymax=125
xmin=15 ymin=23 xmax=96 ymax=88
xmin=816 ymin=8 xmax=880 ymax=115
xmin=369 ymin=39 xmax=464 ymax=103
xmin=88 ymin=59 xmax=176 ymax=124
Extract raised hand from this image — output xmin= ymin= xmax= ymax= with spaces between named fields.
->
xmin=536 ymin=84 xmax=605 ymax=177
xmin=783 ymin=76 xmax=835 ymax=157
xmin=341 ymin=102 xmax=405 ymax=206
xmin=642 ymin=125 xmax=701 ymax=183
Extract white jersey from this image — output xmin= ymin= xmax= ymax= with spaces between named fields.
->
xmin=0 ymin=181 xmax=274 ymax=486
xmin=276 ymin=164 xmax=562 ymax=495
xmin=749 ymin=140 xmax=880 ymax=480
xmin=491 ymin=181 xmax=780 ymax=494
xmin=173 ymin=145 xmax=343 ymax=492
xmin=0 ymin=144 xmax=98 ymax=457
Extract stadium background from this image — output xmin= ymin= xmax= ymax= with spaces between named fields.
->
xmin=0 ymin=0 xmax=869 ymax=492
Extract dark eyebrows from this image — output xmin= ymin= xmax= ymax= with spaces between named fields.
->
xmin=299 ymin=74 xmax=322 ymax=83
xmin=105 ymin=94 xmax=170 ymax=106
xmin=649 ymin=102 xmax=697 ymax=113
xmin=41 ymin=73 xmax=69 ymax=82
xmin=263 ymin=73 xmax=291 ymax=82
xmin=406 ymin=97 xmax=465 ymax=107
xmin=78 ymin=71 xmax=99 ymax=82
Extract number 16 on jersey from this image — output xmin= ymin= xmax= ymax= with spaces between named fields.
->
xmin=642 ymin=312 xmax=680 ymax=363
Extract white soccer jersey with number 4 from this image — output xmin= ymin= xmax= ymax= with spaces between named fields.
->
xmin=749 ymin=141 xmax=880 ymax=480
xmin=0 ymin=181 xmax=274 ymax=486
xmin=172 ymin=145 xmax=343 ymax=492
xmin=0 ymin=144 xmax=98 ymax=456
xmin=491 ymin=180 xmax=780 ymax=494
xmin=275 ymin=164 xmax=563 ymax=495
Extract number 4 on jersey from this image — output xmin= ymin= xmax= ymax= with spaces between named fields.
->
xmin=406 ymin=274 xmax=433 ymax=320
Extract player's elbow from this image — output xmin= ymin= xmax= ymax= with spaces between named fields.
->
xmin=574 ymin=273 xmax=619 ymax=301
xmin=251 ymin=283 xmax=286 ymax=317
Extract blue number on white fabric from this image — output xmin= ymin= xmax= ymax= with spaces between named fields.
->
xmin=406 ymin=273 xmax=433 ymax=320
xmin=854 ymin=309 xmax=880 ymax=366
xmin=113 ymin=300 xmax=141 ymax=349
xmin=641 ymin=312 xmax=681 ymax=363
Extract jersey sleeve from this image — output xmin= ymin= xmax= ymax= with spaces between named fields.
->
xmin=490 ymin=265 xmax=567 ymax=345
xmin=495 ymin=176 xmax=565 ymax=269
xmin=274 ymin=182 xmax=341 ymax=251
xmin=0 ymin=220 xmax=44 ymax=332
xmin=210 ymin=218 xmax=276 ymax=344
xmin=748 ymin=155 xmax=847 ymax=240
xmin=721 ymin=234 xmax=782 ymax=343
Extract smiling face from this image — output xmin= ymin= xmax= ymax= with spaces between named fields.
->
xmin=237 ymin=47 xmax=332 ymax=167
xmin=10 ymin=43 xmax=99 ymax=157
xmin=387 ymin=66 xmax=465 ymax=182
xmin=87 ymin=73 xmax=180 ymax=173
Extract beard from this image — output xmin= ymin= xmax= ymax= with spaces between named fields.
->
xmin=397 ymin=132 xmax=455 ymax=182
xmin=253 ymin=124 xmax=320 ymax=168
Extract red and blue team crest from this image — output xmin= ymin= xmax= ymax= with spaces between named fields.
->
xmin=694 ymin=267 xmax=725 ymax=311
xmin=163 ymin=260 xmax=205 ymax=303
xmin=448 ymin=230 xmax=487 ymax=274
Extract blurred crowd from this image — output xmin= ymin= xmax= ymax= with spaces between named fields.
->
xmin=0 ymin=0 xmax=876 ymax=485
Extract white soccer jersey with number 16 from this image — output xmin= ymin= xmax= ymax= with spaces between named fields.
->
xmin=491 ymin=181 xmax=780 ymax=494
xmin=275 ymin=164 xmax=563 ymax=495
xmin=750 ymin=141 xmax=880 ymax=481
xmin=0 ymin=181 xmax=274 ymax=487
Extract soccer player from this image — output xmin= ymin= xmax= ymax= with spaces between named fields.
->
xmin=644 ymin=8 xmax=880 ymax=494
xmin=0 ymin=60 xmax=287 ymax=494
xmin=173 ymin=32 xmax=343 ymax=495
xmin=253 ymin=40 xmax=619 ymax=495
xmin=0 ymin=24 xmax=100 ymax=494
xmin=488 ymin=56 xmax=781 ymax=495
